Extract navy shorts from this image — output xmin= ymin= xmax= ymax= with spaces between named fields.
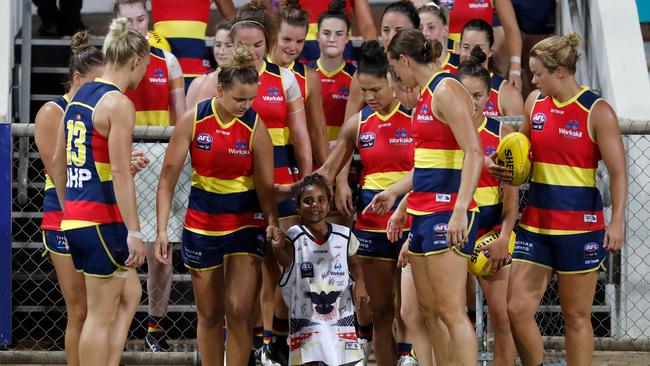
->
xmin=477 ymin=203 xmax=503 ymax=236
xmin=513 ymin=226 xmax=607 ymax=273
xmin=279 ymin=197 xmax=299 ymax=220
xmin=408 ymin=211 xmax=479 ymax=257
xmin=42 ymin=230 xmax=69 ymax=256
xmin=355 ymin=229 xmax=407 ymax=261
xmin=181 ymin=227 xmax=266 ymax=271
xmin=66 ymin=223 xmax=129 ymax=277
xmin=299 ymin=40 xmax=357 ymax=64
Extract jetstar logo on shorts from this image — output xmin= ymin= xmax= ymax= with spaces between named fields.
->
xmin=435 ymin=193 xmax=451 ymax=202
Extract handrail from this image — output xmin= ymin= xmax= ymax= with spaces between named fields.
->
xmin=16 ymin=0 xmax=32 ymax=206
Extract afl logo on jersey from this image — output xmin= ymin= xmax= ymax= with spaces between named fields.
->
xmin=196 ymin=133 xmax=213 ymax=151
xmin=300 ymin=262 xmax=314 ymax=278
xmin=359 ymin=132 xmax=376 ymax=148
xmin=532 ymin=113 xmax=547 ymax=131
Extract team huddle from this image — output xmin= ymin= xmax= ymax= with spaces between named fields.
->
xmin=33 ymin=1 xmax=628 ymax=366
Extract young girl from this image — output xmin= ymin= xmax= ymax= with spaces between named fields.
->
xmin=273 ymin=174 xmax=369 ymax=366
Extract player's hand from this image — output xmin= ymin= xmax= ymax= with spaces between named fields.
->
xmin=478 ymin=234 xmax=510 ymax=274
xmin=486 ymin=152 xmax=512 ymax=183
xmin=509 ymin=73 xmax=523 ymax=92
xmin=267 ymin=225 xmax=284 ymax=250
xmin=363 ymin=190 xmax=397 ymax=216
xmin=335 ymin=183 xmax=354 ymax=217
xmin=125 ymin=236 xmax=146 ymax=268
xmin=387 ymin=208 xmax=407 ymax=243
xmin=397 ymin=240 xmax=410 ymax=268
xmin=604 ymin=220 xmax=624 ymax=252
xmin=446 ymin=209 xmax=468 ymax=249
xmin=130 ymin=149 xmax=150 ymax=175
xmin=354 ymin=282 xmax=370 ymax=308
xmin=154 ymin=232 xmax=171 ymax=265
xmin=275 ymin=182 xmax=298 ymax=202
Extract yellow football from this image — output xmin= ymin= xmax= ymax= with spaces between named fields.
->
xmin=468 ymin=230 xmax=515 ymax=277
xmin=496 ymin=132 xmax=531 ymax=186
xmin=146 ymin=31 xmax=171 ymax=52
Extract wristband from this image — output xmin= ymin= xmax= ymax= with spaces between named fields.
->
xmin=128 ymin=230 xmax=143 ymax=240
xmin=509 ymin=70 xmax=521 ymax=77
xmin=510 ymin=56 xmax=521 ymax=64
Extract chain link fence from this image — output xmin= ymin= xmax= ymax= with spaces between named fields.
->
xmin=7 ymin=122 xmax=650 ymax=361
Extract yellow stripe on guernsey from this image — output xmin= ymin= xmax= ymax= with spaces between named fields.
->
xmin=153 ymin=20 xmax=207 ymax=40
xmin=135 ymin=110 xmax=170 ymax=127
xmin=414 ymin=148 xmax=465 ymax=169
xmin=327 ymin=126 xmax=341 ymax=141
xmin=45 ymin=174 xmax=55 ymax=190
xmin=185 ymin=225 xmax=260 ymax=237
xmin=95 ymin=162 xmax=112 ymax=182
xmin=363 ymin=171 xmax=409 ymax=191
xmin=531 ymin=162 xmax=596 ymax=187
xmin=475 ymin=186 xmax=501 ymax=206
xmin=191 ymin=174 xmax=254 ymax=194
xmin=268 ymin=127 xmax=290 ymax=146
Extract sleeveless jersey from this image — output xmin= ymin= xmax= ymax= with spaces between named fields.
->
xmin=125 ymin=47 xmax=171 ymax=126
xmin=279 ymin=224 xmax=363 ymax=366
xmin=356 ymin=103 xmax=414 ymax=232
xmin=41 ymin=95 xmax=69 ymax=231
xmin=447 ymin=0 xmax=495 ymax=43
xmin=520 ymin=88 xmax=604 ymax=234
xmin=184 ymin=98 xmax=265 ymax=236
xmin=252 ymin=61 xmax=298 ymax=185
xmin=308 ymin=60 xmax=356 ymax=141
xmin=152 ymin=0 xmax=210 ymax=78
xmin=299 ymin=0 xmax=353 ymax=41
xmin=60 ymin=79 xmax=124 ymax=230
xmin=441 ymin=51 xmax=460 ymax=75
xmin=407 ymin=72 xmax=477 ymax=216
xmin=484 ymin=73 xmax=506 ymax=117
xmin=476 ymin=117 xmax=502 ymax=218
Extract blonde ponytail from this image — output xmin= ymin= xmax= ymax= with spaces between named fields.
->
xmin=103 ymin=17 xmax=148 ymax=67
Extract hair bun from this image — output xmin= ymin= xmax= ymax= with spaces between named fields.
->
xmin=108 ymin=17 xmax=129 ymax=42
xmin=226 ymin=44 xmax=255 ymax=70
xmin=564 ymin=33 xmax=581 ymax=48
xmin=360 ymin=40 xmax=383 ymax=62
xmin=327 ymin=0 xmax=347 ymax=14
xmin=70 ymin=30 xmax=93 ymax=54
xmin=467 ymin=45 xmax=487 ymax=66
xmin=282 ymin=0 xmax=302 ymax=11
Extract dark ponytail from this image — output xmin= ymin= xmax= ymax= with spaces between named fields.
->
xmin=457 ymin=45 xmax=491 ymax=92
xmin=317 ymin=0 xmax=351 ymax=32
xmin=358 ymin=40 xmax=389 ymax=79
xmin=387 ymin=28 xmax=442 ymax=65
